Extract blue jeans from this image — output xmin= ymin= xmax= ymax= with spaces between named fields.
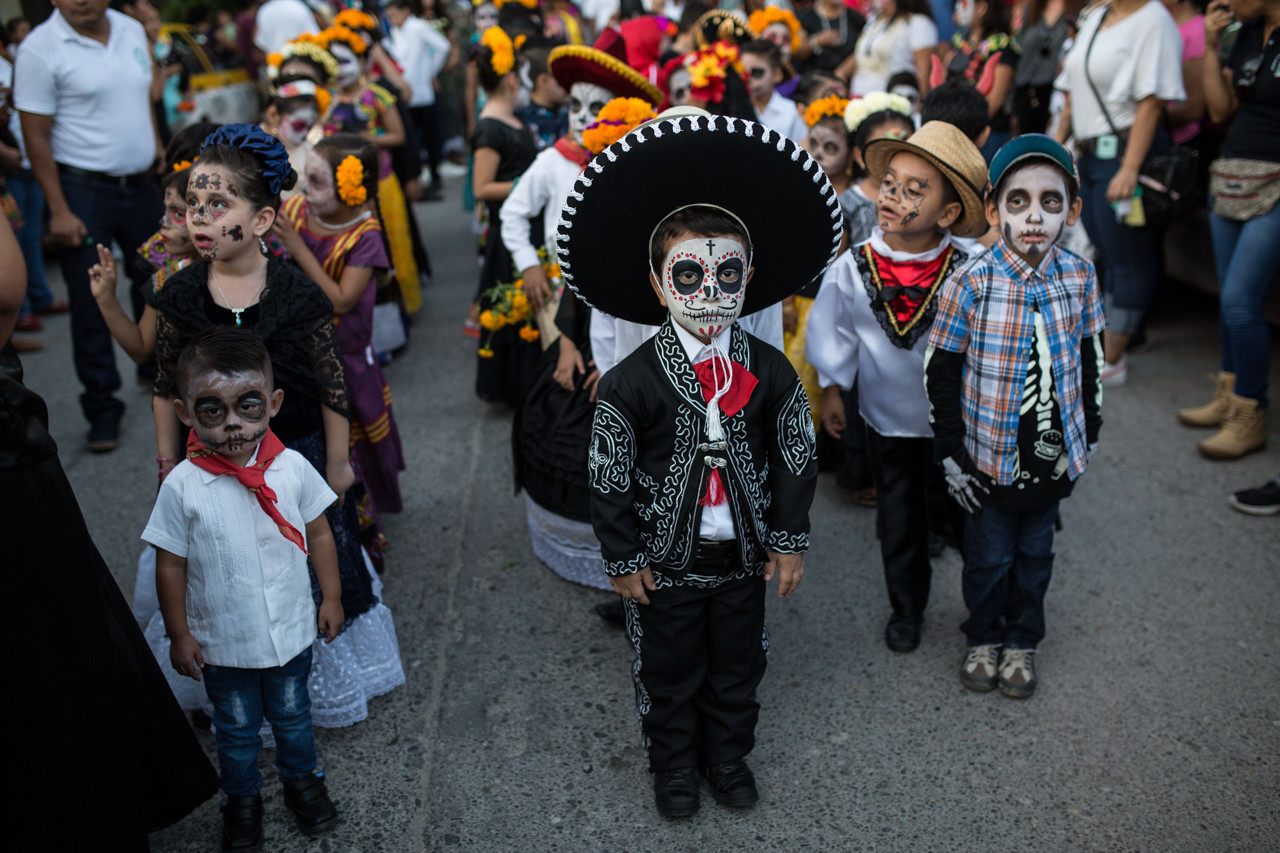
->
xmin=961 ymin=502 xmax=1059 ymax=650
xmin=202 ymin=646 xmax=317 ymax=797
xmin=8 ymin=170 xmax=54 ymax=317
xmin=1077 ymin=153 xmax=1161 ymax=336
xmin=57 ymin=170 xmax=162 ymax=423
xmin=1209 ymin=201 xmax=1280 ymax=408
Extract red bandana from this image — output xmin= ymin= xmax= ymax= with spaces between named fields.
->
xmin=869 ymin=246 xmax=953 ymax=328
xmin=185 ymin=429 xmax=309 ymax=554
xmin=552 ymin=136 xmax=592 ymax=171
xmin=691 ymin=358 xmax=758 ymax=506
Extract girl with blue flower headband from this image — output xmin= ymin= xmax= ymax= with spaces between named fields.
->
xmin=145 ymin=123 xmax=407 ymax=732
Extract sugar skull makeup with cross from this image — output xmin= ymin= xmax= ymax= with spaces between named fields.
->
xmin=649 ymin=205 xmax=756 ymax=343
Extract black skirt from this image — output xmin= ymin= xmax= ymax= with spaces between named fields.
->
xmin=512 ymin=342 xmax=595 ymax=523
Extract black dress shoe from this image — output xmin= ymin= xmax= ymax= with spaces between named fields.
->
xmin=885 ymin=614 xmax=922 ymax=653
xmin=594 ymin=599 xmax=626 ymax=627
xmin=282 ymin=773 xmax=339 ymax=835
xmin=702 ymin=759 xmax=758 ymax=807
xmin=653 ymin=767 xmax=700 ymax=817
xmin=86 ymin=409 xmax=123 ymax=453
xmin=221 ymin=794 xmax=263 ymax=852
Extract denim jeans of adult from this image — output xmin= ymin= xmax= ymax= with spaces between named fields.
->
xmin=1077 ymin=153 xmax=1161 ymax=336
xmin=8 ymin=170 xmax=54 ymax=316
xmin=57 ymin=171 xmax=162 ymax=423
xmin=1209 ymin=200 xmax=1280 ymax=408
xmin=202 ymin=646 xmax=318 ymax=797
xmin=961 ymin=501 xmax=1059 ymax=650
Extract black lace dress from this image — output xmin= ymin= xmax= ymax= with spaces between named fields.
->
xmin=150 ymin=258 xmax=405 ymax=727
xmin=472 ymin=116 xmax=539 ymax=404
xmin=2 ymin=343 xmax=218 ymax=848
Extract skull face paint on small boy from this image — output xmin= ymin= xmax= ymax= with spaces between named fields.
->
xmin=175 ymin=368 xmax=284 ymax=466
xmin=656 ymin=235 xmax=754 ymax=341
xmin=988 ymin=162 xmax=1082 ymax=268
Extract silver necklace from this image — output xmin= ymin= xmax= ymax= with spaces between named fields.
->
xmin=818 ymin=4 xmax=849 ymax=45
xmin=210 ymin=265 xmax=265 ymax=327
xmin=314 ymin=210 xmax=373 ymax=230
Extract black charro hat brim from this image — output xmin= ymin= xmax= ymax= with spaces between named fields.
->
xmin=556 ymin=114 xmax=844 ymax=326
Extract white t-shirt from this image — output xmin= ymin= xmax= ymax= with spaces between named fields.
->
xmin=1055 ymin=1 xmax=1186 ymax=140
xmin=14 ymin=9 xmax=156 ymax=175
xmin=254 ymin=0 xmax=317 ymax=55
xmin=141 ymin=446 xmax=337 ymax=669
xmin=387 ymin=15 xmax=451 ymax=108
xmin=850 ymin=13 xmax=938 ymax=96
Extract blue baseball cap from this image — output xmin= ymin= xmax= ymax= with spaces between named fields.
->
xmin=988 ymin=134 xmax=1079 ymax=195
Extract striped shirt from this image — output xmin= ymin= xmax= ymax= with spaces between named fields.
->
xmin=926 ymin=240 xmax=1105 ymax=485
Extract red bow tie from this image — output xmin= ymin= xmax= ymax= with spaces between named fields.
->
xmin=691 ymin=356 xmax=757 ymax=506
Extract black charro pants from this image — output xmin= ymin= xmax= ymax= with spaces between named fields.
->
xmin=623 ymin=542 xmax=767 ymax=773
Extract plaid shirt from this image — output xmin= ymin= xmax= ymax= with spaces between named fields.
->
xmin=927 ymin=240 xmax=1106 ymax=485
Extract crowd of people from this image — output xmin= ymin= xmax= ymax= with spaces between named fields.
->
xmin=0 ymin=0 xmax=1276 ymax=846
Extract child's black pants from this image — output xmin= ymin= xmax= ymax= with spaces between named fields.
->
xmin=623 ymin=541 xmax=768 ymax=773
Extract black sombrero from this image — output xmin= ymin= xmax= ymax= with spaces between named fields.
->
xmin=556 ymin=111 xmax=844 ymax=326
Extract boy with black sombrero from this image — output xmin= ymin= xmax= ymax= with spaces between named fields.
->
xmin=500 ymin=29 xmax=662 ymax=323
xmin=806 ymin=120 xmax=988 ymax=656
xmin=925 ymin=136 xmax=1105 ymax=700
xmin=558 ymin=112 xmax=840 ymax=817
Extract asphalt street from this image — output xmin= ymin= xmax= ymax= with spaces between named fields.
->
xmin=15 ymin=178 xmax=1279 ymax=852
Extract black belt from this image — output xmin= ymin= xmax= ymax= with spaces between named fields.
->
xmin=696 ymin=538 xmax=737 ymax=556
xmin=1076 ymin=130 xmax=1129 ymax=158
xmin=57 ymin=163 xmax=155 ymax=188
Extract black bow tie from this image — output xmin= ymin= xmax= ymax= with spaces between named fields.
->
xmin=879 ymin=284 xmax=915 ymax=304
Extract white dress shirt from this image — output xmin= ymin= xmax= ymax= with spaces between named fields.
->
xmin=671 ymin=321 xmax=737 ymax=541
xmin=502 ymin=144 xmax=582 ymax=276
xmin=756 ymin=90 xmax=809 ymax=144
xmin=14 ymin=9 xmax=156 ymax=175
xmin=806 ymin=228 xmax=966 ymax=438
xmin=387 ymin=14 xmax=451 ymax=108
xmin=142 ymin=446 xmax=336 ymax=669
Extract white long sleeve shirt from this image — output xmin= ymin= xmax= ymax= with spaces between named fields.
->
xmin=500 ymin=144 xmax=582 ymax=276
xmin=387 ymin=15 xmax=451 ymax=108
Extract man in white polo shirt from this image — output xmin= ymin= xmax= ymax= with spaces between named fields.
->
xmin=16 ymin=0 xmax=164 ymax=452
xmin=254 ymin=0 xmax=319 ymax=56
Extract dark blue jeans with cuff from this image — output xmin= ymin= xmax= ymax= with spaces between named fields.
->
xmin=961 ymin=501 xmax=1059 ymax=651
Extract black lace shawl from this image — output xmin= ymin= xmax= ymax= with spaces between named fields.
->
xmin=153 ymin=258 xmax=349 ymax=419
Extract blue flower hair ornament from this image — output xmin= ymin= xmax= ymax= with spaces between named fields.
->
xmin=199 ymin=123 xmax=296 ymax=197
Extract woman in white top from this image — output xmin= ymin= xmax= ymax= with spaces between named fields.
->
xmin=1055 ymin=0 xmax=1184 ymax=384
xmin=849 ymin=0 xmax=940 ymax=95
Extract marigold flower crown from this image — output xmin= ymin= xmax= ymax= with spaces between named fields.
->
xmin=582 ymin=98 xmax=658 ymax=154
xmin=748 ymin=7 xmax=802 ymax=52
xmin=805 ymin=95 xmax=851 ymax=129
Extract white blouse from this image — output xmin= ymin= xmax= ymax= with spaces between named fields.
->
xmin=850 ymin=13 xmax=939 ymax=96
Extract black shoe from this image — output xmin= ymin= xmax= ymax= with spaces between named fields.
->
xmin=885 ymin=614 xmax=922 ymax=653
xmin=702 ymin=759 xmax=758 ymax=807
xmin=282 ymin=773 xmax=339 ymax=835
xmin=86 ymin=408 xmax=123 ymax=453
xmin=594 ymin=599 xmax=626 ymax=627
xmin=220 ymin=794 xmax=263 ymax=852
xmin=653 ymin=767 xmax=700 ymax=817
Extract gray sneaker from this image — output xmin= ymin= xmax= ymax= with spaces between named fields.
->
xmin=998 ymin=648 xmax=1037 ymax=699
xmin=960 ymin=644 xmax=1000 ymax=692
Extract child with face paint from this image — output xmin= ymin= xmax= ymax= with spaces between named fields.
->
xmin=143 ymin=326 xmax=343 ymax=848
xmin=925 ymin=135 xmax=1105 ymax=700
xmin=262 ymin=80 xmax=328 ymax=199
xmin=740 ymin=39 xmax=809 ymax=142
xmin=274 ymin=133 xmax=406 ymax=523
xmin=560 ymin=111 xmax=836 ymax=817
xmin=315 ymin=25 xmax=423 ymax=314
xmin=471 ymin=25 xmax=539 ymax=404
xmin=149 ymin=124 xmax=405 ymax=732
xmin=807 ymin=121 xmax=988 ymax=656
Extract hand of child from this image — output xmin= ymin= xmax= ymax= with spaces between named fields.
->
xmin=609 ymin=566 xmax=656 ymax=605
xmin=765 ymin=551 xmax=805 ymax=598
xmin=819 ymin=386 xmax=846 ymax=440
xmin=271 ymin=217 xmax=302 ymax=253
xmin=554 ymin=336 xmax=585 ymax=390
xmin=584 ymin=367 xmax=601 ymax=403
xmin=317 ymin=598 xmax=345 ymax=643
xmin=169 ymin=634 xmax=205 ymax=681
xmin=522 ymin=264 xmax=553 ymax=313
xmin=941 ymin=456 xmax=988 ymax=514
xmin=88 ymin=244 xmax=117 ymax=302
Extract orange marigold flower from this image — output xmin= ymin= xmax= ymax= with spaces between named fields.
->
xmin=748 ymin=8 xmax=803 ymax=53
xmin=519 ymin=326 xmax=541 ymax=342
xmin=478 ymin=347 xmax=496 ymax=358
xmin=480 ymin=27 xmax=515 ymax=76
xmin=335 ymin=155 xmax=367 ymax=207
xmin=804 ymin=94 xmax=851 ymax=128
xmin=582 ymin=97 xmax=658 ymax=154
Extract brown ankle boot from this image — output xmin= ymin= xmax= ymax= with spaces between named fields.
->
xmin=1178 ymin=372 xmax=1235 ymax=427
xmin=1197 ymin=393 xmax=1267 ymax=459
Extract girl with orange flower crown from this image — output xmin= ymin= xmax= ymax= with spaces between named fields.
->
xmin=314 ymin=26 xmax=423 ymax=316
xmin=471 ymin=25 xmax=539 ymax=405
xmin=271 ymin=134 xmax=407 ymax=545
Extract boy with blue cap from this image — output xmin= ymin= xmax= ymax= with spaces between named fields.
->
xmin=924 ymin=135 xmax=1106 ymax=699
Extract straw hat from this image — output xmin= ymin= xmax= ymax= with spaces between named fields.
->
xmin=863 ymin=121 xmax=989 ymax=238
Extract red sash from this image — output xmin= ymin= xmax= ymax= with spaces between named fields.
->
xmin=185 ymin=429 xmax=309 ymax=554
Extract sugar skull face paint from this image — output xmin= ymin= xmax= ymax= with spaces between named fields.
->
xmin=763 ymin=22 xmax=793 ymax=62
xmin=806 ymin=122 xmax=852 ymax=183
xmin=175 ymin=368 xmax=282 ymax=466
xmin=330 ymin=43 xmax=363 ymax=88
xmin=568 ymin=82 xmax=614 ymax=145
xmin=160 ymin=185 xmax=194 ymax=255
xmin=279 ymin=105 xmax=318 ymax=149
xmin=667 ymin=67 xmax=692 ymax=106
xmin=996 ymin=163 xmax=1071 ymax=266
xmin=658 ymin=235 xmax=753 ymax=340
xmin=187 ymin=165 xmax=257 ymax=261
xmin=303 ymin=150 xmax=341 ymax=217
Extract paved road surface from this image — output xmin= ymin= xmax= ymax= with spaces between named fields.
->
xmin=16 ymin=179 xmax=1279 ymax=852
